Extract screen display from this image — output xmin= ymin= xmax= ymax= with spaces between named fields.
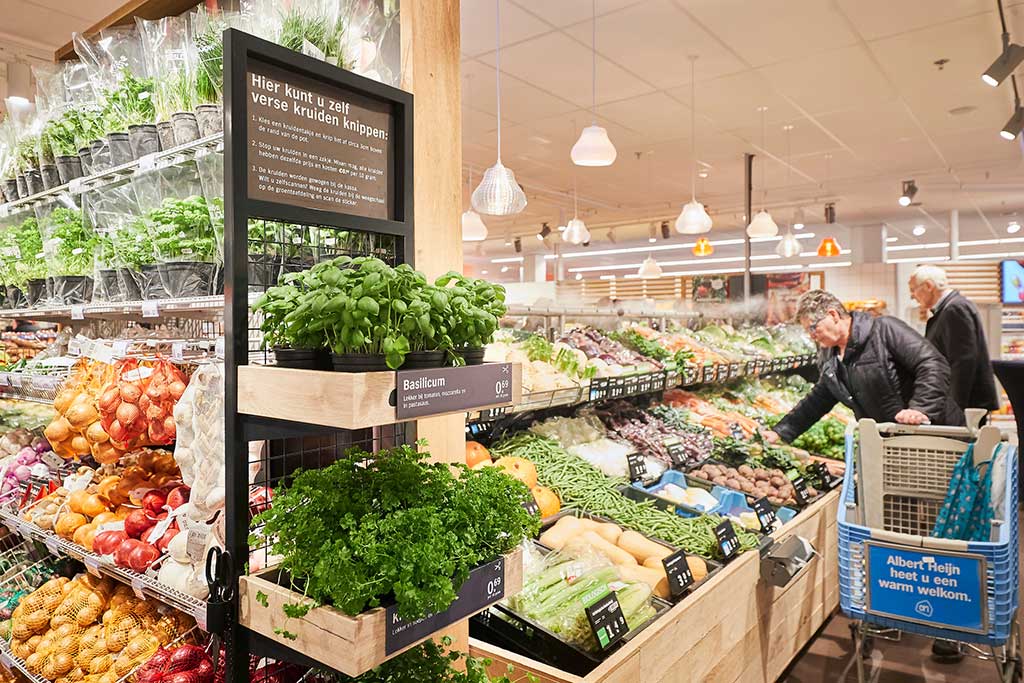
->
xmin=1002 ymin=260 xmax=1024 ymax=304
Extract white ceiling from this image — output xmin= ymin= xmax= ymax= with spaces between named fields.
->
xmin=461 ymin=0 xmax=1024 ymax=276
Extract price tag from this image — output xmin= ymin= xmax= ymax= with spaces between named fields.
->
xmin=41 ymin=452 xmax=64 ymax=470
xmin=186 ymin=529 xmax=208 ymax=563
xmin=521 ymin=498 xmax=540 ymax=518
xmin=88 ymin=341 xmax=115 ymax=365
xmin=63 ymin=471 xmax=92 ymax=492
xmin=791 ymin=476 xmax=810 ymax=505
xmin=194 ymin=146 xmax=210 ymax=160
xmin=141 ymin=301 xmax=159 ymax=318
xmin=662 ymin=549 xmax=695 ymax=597
xmin=96 ymin=520 xmax=125 ymax=533
xmin=0 ymin=205 xmax=8 ymax=219
xmin=70 ymin=305 xmax=85 ymax=320
xmin=171 ymin=342 xmax=185 ymax=360
xmin=812 ymin=462 xmax=841 ymax=490
xmin=751 ymin=497 xmax=778 ymax=533
xmin=626 ymin=452 xmax=648 ymax=483
xmin=67 ymin=337 xmax=82 ymax=356
xmin=43 ymin=535 xmax=61 ymax=556
xmin=68 ymin=178 xmax=84 ymax=194
xmin=664 ymin=440 xmax=687 ymax=467
xmin=123 ymin=366 xmax=154 ymax=382
xmin=714 ymin=519 xmax=741 ymax=561
xmin=130 ymin=576 xmax=147 ymax=600
xmin=113 ymin=340 xmax=129 ymax=357
xmin=729 ymin=423 xmax=745 ymax=440
xmin=83 ymin=555 xmax=102 ymax=577
xmin=215 ymin=338 xmax=225 ymax=357
xmin=0 ymin=647 xmax=12 ymax=670
xmin=583 ymin=588 xmax=629 ymax=650
xmin=745 ymin=360 xmax=757 ymax=376
xmin=137 ymin=153 xmax=159 ymax=171
xmin=701 ymin=365 xmax=716 ymax=384
xmin=479 ymin=406 xmax=509 ymax=421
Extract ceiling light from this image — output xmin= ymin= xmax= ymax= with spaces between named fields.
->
xmin=1009 ymin=221 xmax=1021 ymax=234
xmin=747 ymin=210 xmax=779 ymax=238
xmin=500 ymin=266 xmax=509 ymax=273
xmin=660 ymin=221 xmax=671 ymax=239
xmin=886 ymin=241 xmax=949 ymax=252
xmin=481 ymin=269 xmax=489 ymax=275
xmin=461 ymin=209 xmax=488 ymax=241
xmin=504 ymin=236 xmax=512 ymax=246
xmin=513 ymin=237 xmax=522 ymax=253
xmin=575 ymin=272 xmax=583 ymax=280
xmin=776 ymin=232 xmax=801 ymax=258
xmin=692 ymin=237 xmax=713 ymax=257
xmin=898 ymin=180 xmax=917 ymax=207
xmin=472 ymin=0 xmax=528 ymax=216
xmin=676 ymin=55 xmax=712 ymax=235
xmin=982 ymin=34 xmax=1024 ymax=87
xmin=885 ymin=255 xmax=951 ymax=264
xmin=697 ymin=170 xmax=709 ymax=178
xmin=1001 ymin=106 xmax=1024 ymax=140
xmin=637 ymin=256 xmax=663 ymax=279
xmin=491 ymin=256 xmax=524 ymax=263
xmin=886 ymin=236 xmax=899 ymax=242
xmin=817 ymin=236 xmax=842 ymax=258
xmin=571 ymin=0 xmax=616 ymax=166
xmin=537 ymin=222 xmax=552 ymax=241
xmin=793 ymin=207 xmax=806 ymax=230
xmin=648 ymin=223 xmax=657 ymax=243
xmin=912 ymin=224 xmax=926 ymax=236
xmin=564 ymin=217 xmax=590 ymax=245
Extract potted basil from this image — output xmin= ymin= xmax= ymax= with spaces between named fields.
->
xmin=44 ymin=109 xmax=87 ymax=184
xmin=9 ymin=214 xmax=46 ymax=307
xmin=435 ymin=272 xmax=506 ymax=365
xmin=147 ymin=195 xmax=218 ymax=298
xmin=39 ymin=205 xmax=96 ymax=304
xmin=253 ymin=282 xmax=327 ymax=369
xmin=117 ymin=217 xmax=159 ymax=301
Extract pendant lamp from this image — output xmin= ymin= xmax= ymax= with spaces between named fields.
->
xmin=472 ymin=0 xmax=527 ymax=216
xmin=817 ymin=236 xmax=842 ymax=257
xmin=746 ymin=106 xmax=778 ymax=237
xmin=776 ymin=232 xmax=800 ymax=257
xmin=461 ymin=168 xmax=488 ymax=241
xmin=693 ymin=237 xmax=713 ymax=256
xmin=638 ymin=256 xmax=663 ymax=278
xmin=564 ymin=217 xmax=590 ymax=245
xmin=571 ymin=0 xmax=616 ymax=166
xmin=772 ymin=129 xmax=798 ymax=256
xmin=675 ymin=55 xmax=712 ymax=234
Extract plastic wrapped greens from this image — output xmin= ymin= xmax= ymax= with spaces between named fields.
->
xmin=36 ymin=198 xmax=96 ymax=304
xmin=137 ymin=15 xmax=197 ymax=148
xmin=83 ymin=177 xmax=153 ymax=301
xmin=0 ymin=208 xmax=46 ymax=307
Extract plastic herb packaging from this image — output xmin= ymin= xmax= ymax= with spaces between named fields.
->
xmin=35 ymin=198 xmax=96 ymax=305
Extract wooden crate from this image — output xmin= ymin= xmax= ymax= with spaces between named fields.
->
xmin=471 ymin=489 xmax=841 ymax=683
xmin=237 ymin=362 xmax=521 ymax=430
xmin=238 ymin=547 xmax=523 ymax=676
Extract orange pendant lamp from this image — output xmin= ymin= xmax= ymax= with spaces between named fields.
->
xmin=817 ymin=236 xmax=842 ymax=257
xmin=692 ymin=237 xmax=714 ymax=256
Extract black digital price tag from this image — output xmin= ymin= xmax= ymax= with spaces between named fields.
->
xmin=662 ymin=549 xmax=695 ymax=597
xmin=626 ymin=452 xmax=648 ymax=483
xmin=665 ymin=441 xmax=687 ymax=467
xmin=583 ymin=589 xmax=629 ymax=650
xmin=521 ymin=498 xmax=540 ymax=517
xmin=751 ymin=497 xmax=777 ymax=533
xmin=812 ymin=462 xmax=841 ymax=490
xmin=745 ymin=360 xmax=757 ymax=376
xmin=729 ymin=423 xmax=745 ymax=440
xmin=791 ymin=476 xmax=810 ymax=505
xmin=729 ymin=362 xmax=741 ymax=379
xmin=589 ymin=378 xmax=610 ymax=401
xmin=702 ymin=365 xmax=716 ymax=384
xmin=714 ymin=519 xmax=741 ymax=560
xmin=683 ymin=367 xmax=699 ymax=386
xmin=479 ymin=406 xmax=509 ymax=421
xmin=715 ymin=364 xmax=729 ymax=382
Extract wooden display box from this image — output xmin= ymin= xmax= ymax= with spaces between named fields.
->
xmin=237 ymin=362 xmax=521 ymax=430
xmin=238 ymin=547 xmax=523 ymax=677
xmin=470 ymin=489 xmax=840 ymax=683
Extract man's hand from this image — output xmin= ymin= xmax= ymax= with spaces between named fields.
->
xmin=760 ymin=429 xmax=781 ymax=444
xmin=895 ymin=409 xmax=930 ymax=425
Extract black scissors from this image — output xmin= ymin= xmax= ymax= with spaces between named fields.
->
xmin=205 ymin=546 xmax=235 ymax=603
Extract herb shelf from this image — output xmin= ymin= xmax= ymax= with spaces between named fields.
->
xmin=238 ymin=547 xmax=523 ymax=677
xmin=0 ymin=294 xmax=231 ymax=322
xmin=237 ymin=363 xmax=522 ymax=430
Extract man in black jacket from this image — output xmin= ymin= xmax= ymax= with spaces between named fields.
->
xmin=765 ymin=290 xmax=963 ymax=445
xmin=909 ymin=265 xmax=999 ymax=414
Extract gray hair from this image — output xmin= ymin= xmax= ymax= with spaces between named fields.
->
xmin=795 ymin=289 xmax=849 ymax=322
xmin=910 ymin=264 xmax=949 ymax=289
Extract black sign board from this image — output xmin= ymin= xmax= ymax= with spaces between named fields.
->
xmin=583 ymin=590 xmax=629 ymax=650
xmin=521 ymin=498 xmax=540 ymax=517
xmin=683 ymin=367 xmax=699 ymax=386
xmin=714 ymin=519 xmax=741 ymax=561
xmin=812 ymin=462 xmax=841 ymax=490
xmin=756 ymin=359 xmax=768 ymax=374
xmin=395 ymin=363 xmax=514 ymax=420
xmin=385 ymin=556 xmax=505 ymax=654
xmin=702 ymin=365 xmax=716 ymax=384
xmin=751 ymin=497 xmax=777 ymax=533
xmin=626 ymin=452 xmax=648 ymax=483
xmin=791 ymin=476 xmax=811 ymax=505
xmin=590 ymin=376 xmax=627 ymax=401
xmin=662 ymin=549 xmax=695 ymax=597
xmin=665 ymin=440 xmax=687 ymax=467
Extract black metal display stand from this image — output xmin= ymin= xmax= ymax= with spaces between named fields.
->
xmin=220 ymin=28 xmax=414 ymax=683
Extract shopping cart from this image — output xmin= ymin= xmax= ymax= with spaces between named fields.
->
xmin=838 ymin=412 xmax=1020 ymax=682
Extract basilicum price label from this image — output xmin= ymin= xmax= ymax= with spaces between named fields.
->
xmin=395 ymin=363 xmax=514 ymax=420
xmin=662 ymin=549 xmax=694 ymax=597
xmin=714 ymin=519 xmax=741 ymax=561
xmin=752 ymin=497 xmax=777 ymax=533
xmin=583 ymin=587 xmax=628 ymax=650
xmin=626 ymin=452 xmax=648 ymax=483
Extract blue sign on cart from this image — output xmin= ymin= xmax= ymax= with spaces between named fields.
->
xmin=864 ymin=542 xmax=987 ymax=634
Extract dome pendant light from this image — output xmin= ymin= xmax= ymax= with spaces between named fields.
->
xmin=747 ymin=106 xmax=778 ymax=238
xmin=693 ymin=237 xmax=714 ymax=257
xmin=564 ymin=164 xmax=590 ymax=245
xmin=773 ymin=127 xmax=799 ymax=257
xmin=472 ymin=0 xmax=527 ymax=216
xmin=571 ymin=0 xmax=616 ymax=166
xmin=638 ymin=255 xmax=663 ymax=278
xmin=817 ymin=236 xmax=842 ymax=257
xmin=776 ymin=232 xmax=800 ymax=258
xmin=676 ymin=55 xmax=712 ymax=234
xmin=461 ymin=168 xmax=488 ymax=241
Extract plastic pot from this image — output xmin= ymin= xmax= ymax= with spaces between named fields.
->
xmin=53 ymin=275 xmax=93 ymax=304
xmin=15 ymin=175 xmax=27 ymax=198
xmin=247 ymin=253 xmax=281 ymax=290
xmin=77 ymin=147 xmax=93 ymax=175
xmin=272 ymin=347 xmax=320 ymax=369
xmin=55 ymin=156 xmax=83 ymax=184
xmin=5 ymin=286 xmax=23 ymax=309
xmin=195 ymin=104 xmax=222 ymax=137
xmin=140 ymin=264 xmax=169 ymax=300
xmin=117 ymin=268 xmax=144 ymax=301
xmin=402 ymin=350 xmax=446 ymax=369
xmin=457 ymin=347 xmax=486 ymax=366
xmin=25 ymin=278 xmax=47 ymax=306
xmin=24 ymin=169 xmax=43 ymax=195
xmin=106 ymin=132 xmax=133 ymax=166
xmin=157 ymin=261 xmax=217 ymax=298
xmin=2 ymin=178 xmax=18 ymax=202
xmin=89 ymin=140 xmax=110 ymax=172
xmin=156 ymin=121 xmax=175 ymax=151
xmin=128 ymin=124 xmax=160 ymax=159
xmin=331 ymin=353 xmax=390 ymax=372
xmin=97 ymin=268 xmax=123 ymax=301
xmin=171 ymin=112 xmax=201 ymax=146
xmin=40 ymin=165 xmax=60 ymax=190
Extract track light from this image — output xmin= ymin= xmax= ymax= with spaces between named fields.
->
xmin=513 ymin=237 xmax=522 ymax=253
xmin=606 ymin=228 xmax=617 ymax=244
xmin=898 ymin=180 xmax=917 ymax=207
xmin=648 ymin=224 xmax=657 ymax=243
xmin=1009 ymin=221 xmax=1021 ymax=234
xmin=824 ymin=203 xmax=836 ymax=225
xmin=1001 ymin=106 xmax=1024 ymax=140
xmin=537 ymin=222 xmax=551 ymax=241
xmin=982 ymin=34 xmax=1024 ymax=87
xmin=793 ymin=207 xmax=806 ymax=230
xmin=660 ymin=221 xmax=670 ymax=239
xmin=582 ymin=240 xmax=591 ymax=247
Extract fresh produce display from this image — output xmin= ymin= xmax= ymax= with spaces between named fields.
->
xmin=465 ymin=441 xmax=560 ymax=518
xmin=529 ymin=414 xmax=667 ymax=481
xmin=596 ymin=400 xmax=710 ymax=469
xmin=250 ymin=442 xmax=539 ymax=621
xmin=558 ymin=328 xmax=662 ymax=376
xmin=789 ymin=417 xmax=846 ymax=459
xmin=689 ymin=462 xmax=812 ymax=507
xmin=484 ymin=332 xmax=595 ymax=393
xmin=134 ymin=643 xmax=215 ymax=683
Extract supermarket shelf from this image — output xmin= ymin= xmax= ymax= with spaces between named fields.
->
xmin=0 ymin=636 xmax=48 ymax=683
xmin=0 ymin=508 xmax=211 ymax=630
xmin=0 ymin=133 xmax=223 ymax=214
xmin=0 ymin=294 xmax=229 ymax=322
xmin=505 ymin=305 xmax=700 ymax=320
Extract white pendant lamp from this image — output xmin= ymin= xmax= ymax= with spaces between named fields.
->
xmin=461 ymin=168 xmax=488 ymax=241
xmin=676 ymin=55 xmax=711 ymax=234
xmin=472 ymin=0 xmax=527 ymax=216
xmin=571 ymin=0 xmax=616 ymax=166
xmin=746 ymin=106 xmax=777 ymax=238
xmin=776 ymin=231 xmax=801 ymax=257
xmin=564 ymin=217 xmax=590 ymax=245
xmin=638 ymin=256 xmax=663 ymax=279
xmin=774 ymin=127 xmax=798 ymax=255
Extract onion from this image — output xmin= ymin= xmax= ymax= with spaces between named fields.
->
xmin=30 ymin=463 xmax=48 ymax=478
xmin=17 ymin=447 xmax=35 ymax=462
xmin=13 ymin=466 xmax=30 ymax=482
xmin=31 ymin=438 xmax=49 ymax=454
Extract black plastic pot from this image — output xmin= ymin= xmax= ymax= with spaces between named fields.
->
xmin=195 ymin=104 xmax=222 ymax=137
xmin=331 ymin=353 xmax=390 ymax=372
xmin=156 ymin=121 xmax=175 ymax=151
xmin=53 ymin=275 xmax=93 ymax=304
xmin=117 ymin=268 xmax=144 ymax=301
xmin=5 ymin=286 xmax=23 ymax=309
xmin=24 ymin=169 xmax=43 ymax=195
xmin=40 ymin=165 xmax=60 ymax=190
xmin=140 ymin=264 xmax=169 ymax=300
xmin=128 ymin=124 xmax=160 ymax=159
xmin=272 ymin=347 xmax=319 ymax=369
xmin=158 ymin=261 xmax=217 ymax=298
xmin=25 ymin=278 xmax=47 ymax=306
xmin=106 ymin=132 xmax=133 ymax=166
xmin=171 ymin=112 xmax=201 ymax=146
xmin=89 ymin=140 xmax=110 ymax=172
xmin=55 ymin=156 xmax=83 ymax=184
xmin=2 ymin=178 xmax=18 ymax=202
xmin=15 ymin=175 xmax=27 ymax=198
xmin=247 ymin=253 xmax=281 ymax=290
xmin=97 ymin=268 xmax=123 ymax=301
xmin=402 ymin=350 xmax=446 ymax=369
xmin=77 ymin=147 xmax=93 ymax=175
xmin=457 ymin=347 xmax=486 ymax=365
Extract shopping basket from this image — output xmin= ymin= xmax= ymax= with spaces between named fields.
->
xmin=837 ymin=415 xmax=1019 ymax=679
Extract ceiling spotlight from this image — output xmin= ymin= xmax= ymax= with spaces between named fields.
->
xmin=537 ymin=222 xmax=552 ymax=241
xmin=1001 ymin=106 xmax=1024 ymax=140
xmin=513 ymin=237 xmax=522 ymax=253
xmin=500 ymin=265 xmax=509 ymax=273
xmin=982 ymin=34 xmax=1024 ymax=87
xmin=504 ymin=236 xmax=512 ymax=246
xmin=697 ymin=170 xmax=709 ymax=179
xmin=660 ymin=221 xmax=670 ymax=239
xmin=481 ymin=269 xmax=489 ymax=275
xmin=582 ymin=240 xmax=591 ymax=247
xmin=648 ymin=223 xmax=657 ymax=243
xmin=898 ymin=180 xmax=917 ymax=207
xmin=575 ymin=272 xmax=583 ymax=280
xmin=1009 ymin=221 xmax=1021 ymax=234
xmin=793 ymin=207 xmax=806 ymax=230
xmin=912 ymin=224 xmax=926 ymax=237
xmin=824 ymin=203 xmax=836 ymax=224
xmin=606 ymin=228 xmax=617 ymax=244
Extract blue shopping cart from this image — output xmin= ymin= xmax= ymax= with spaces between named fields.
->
xmin=838 ymin=413 xmax=1020 ymax=682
